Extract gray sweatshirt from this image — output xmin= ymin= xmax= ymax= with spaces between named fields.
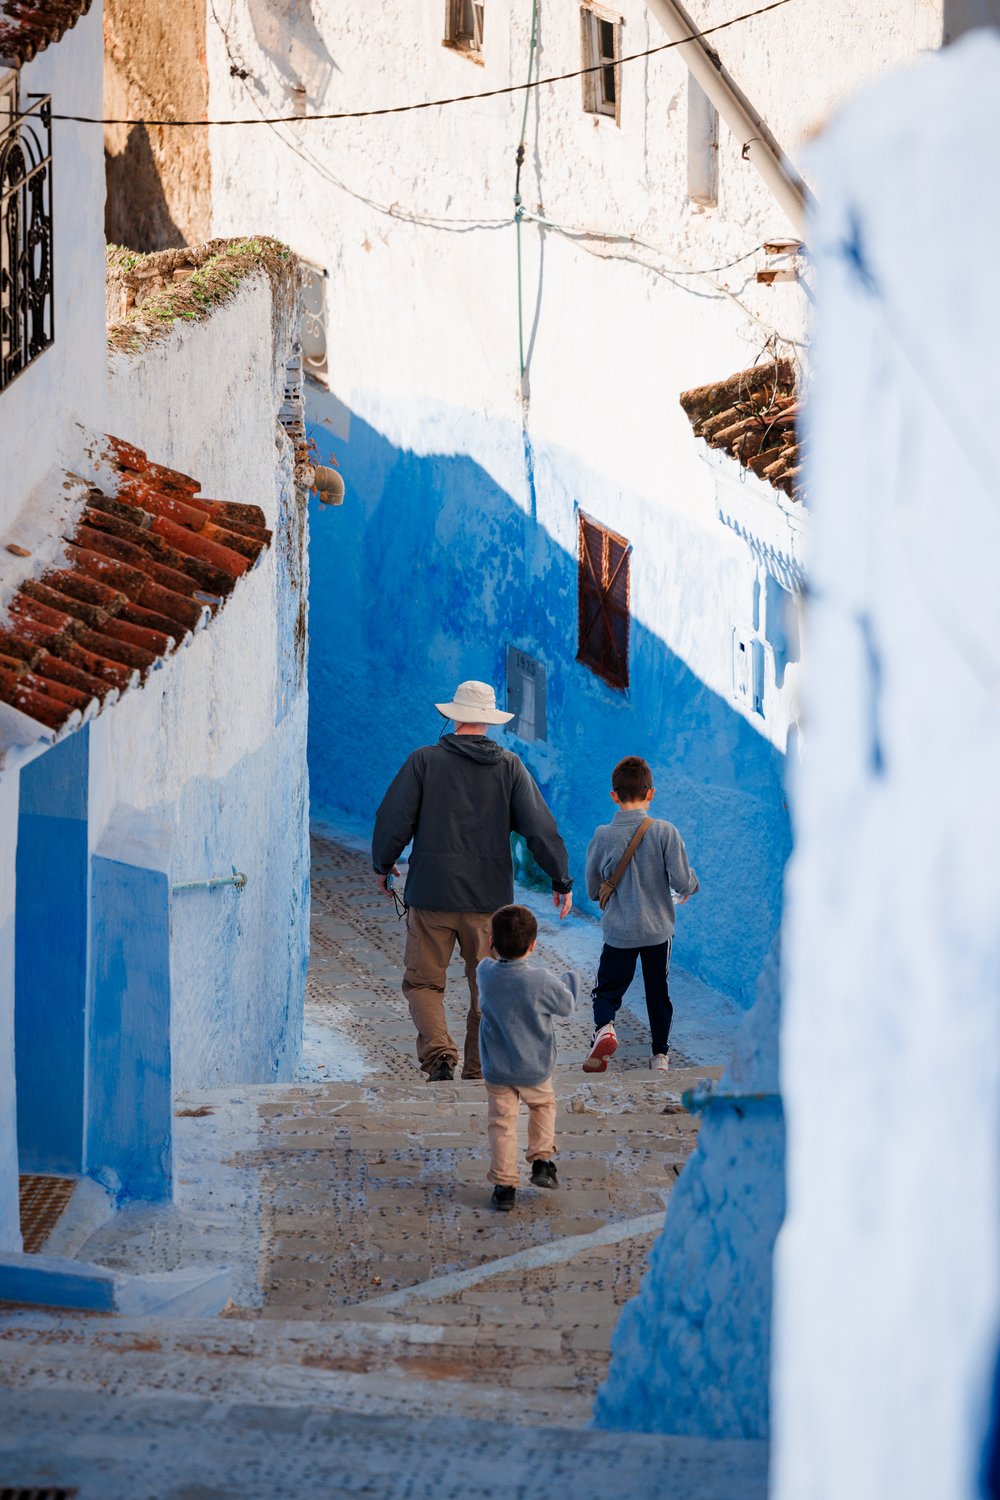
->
xmin=477 ymin=958 xmax=579 ymax=1087
xmin=585 ymin=809 xmax=699 ymax=949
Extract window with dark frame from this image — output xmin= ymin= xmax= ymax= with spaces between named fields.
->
xmin=0 ymin=74 xmax=54 ymax=393
xmin=577 ymin=514 xmax=630 ymax=690
xmin=581 ymin=6 xmax=621 ymax=122
xmin=444 ymin=0 xmax=484 ymax=59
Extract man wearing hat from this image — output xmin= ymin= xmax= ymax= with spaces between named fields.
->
xmin=372 ymin=680 xmax=573 ymax=1082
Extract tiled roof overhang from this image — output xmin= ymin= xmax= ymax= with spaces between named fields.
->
xmin=679 ymin=358 xmax=804 ymax=503
xmin=0 ymin=0 xmax=93 ymax=66
xmin=0 ymin=437 xmax=272 ymax=740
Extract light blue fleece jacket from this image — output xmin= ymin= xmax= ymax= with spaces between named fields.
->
xmin=585 ymin=808 xmax=699 ymax=948
xmin=477 ymin=958 xmax=579 ymax=1087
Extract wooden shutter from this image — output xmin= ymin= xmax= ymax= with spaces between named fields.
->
xmin=577 ymin=514 xmax=630 ymax=689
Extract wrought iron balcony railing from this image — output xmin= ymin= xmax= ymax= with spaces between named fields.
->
xmin=1 ymin=94 xmax=54 ymax=393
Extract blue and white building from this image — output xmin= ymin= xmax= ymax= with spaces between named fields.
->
xmin=0 ymin=1 xmax=311 ymax=1268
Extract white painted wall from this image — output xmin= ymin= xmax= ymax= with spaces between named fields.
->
xmin=1 ymin=9 xmax=108 ymax=532
xmin=773 ymin=33 xmax=1000 ymax=1500
xmin=95 ymin=273 xmax=310 ymax=1086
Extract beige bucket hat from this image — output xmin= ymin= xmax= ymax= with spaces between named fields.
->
xmin=435 ymin=679 xmax=514 ymax=726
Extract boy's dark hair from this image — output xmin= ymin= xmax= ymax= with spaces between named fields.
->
xmin=491 ymin=904 xmax=538 ymax=960
xmin=612 ymin=755 xmax=653 ymax=803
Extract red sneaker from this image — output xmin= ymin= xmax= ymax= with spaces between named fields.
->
xmin=582 ymin=1023 xmax=618 ymax=1073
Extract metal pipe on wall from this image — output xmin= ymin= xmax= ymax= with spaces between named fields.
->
xmin=644 ymin=0 xmax=814 ymax=237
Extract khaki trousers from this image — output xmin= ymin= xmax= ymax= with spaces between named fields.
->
xmin=402 ymin=908 xmax=492 ymax=1077
xmin=484 ymin=1079 xmax=557 ymax=1186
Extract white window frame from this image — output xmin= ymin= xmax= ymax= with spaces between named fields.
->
xmin=444 ymin=0 xmax=485 ymax=62
xmin=580 ymin=4 xmax=622 ymax=125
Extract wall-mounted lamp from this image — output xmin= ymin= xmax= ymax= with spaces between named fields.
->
xmin=313 ymin=464 xmax=345 ymax=507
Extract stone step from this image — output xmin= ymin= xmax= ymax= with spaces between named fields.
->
xmin=0 ymin=1386 xmax=768 ymax=1500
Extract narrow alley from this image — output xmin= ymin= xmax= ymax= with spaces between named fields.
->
xmin=0 ymin=828 xmax=765 ymax=1497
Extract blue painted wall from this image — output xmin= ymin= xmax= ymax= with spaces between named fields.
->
xmin=594 ymin=950 xmax=785 ymax=1437
xmin=15 ymin=731 xmax=90 ymax=1174
xmin=87 ymin=855 xmax=172 ymax=1201
xmin=307 ymin=401 xmax=790 ymax=1006
xmin=168 ymin=699 xmax=309 ymax=1090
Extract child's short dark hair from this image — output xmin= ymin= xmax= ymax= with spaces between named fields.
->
xmin=612 ymin=755 xmax=653 ymax=802
xmin=491 ymin=904 xmax=537 ymax=960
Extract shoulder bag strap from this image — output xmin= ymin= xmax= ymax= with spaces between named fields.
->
xmin=605 ymin=817 xmax=654 ymax=897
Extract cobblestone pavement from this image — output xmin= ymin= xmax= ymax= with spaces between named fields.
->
xmin=0 ymin=832 xmax=763 ymax=1498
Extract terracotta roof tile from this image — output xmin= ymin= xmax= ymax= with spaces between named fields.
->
xmin=0 ymin=0 xmax=93 ymax=66
xmin=678 ymin=359 xmax=806 ymax=503
xmin=0 ymin=436 xmax=274 ymax=742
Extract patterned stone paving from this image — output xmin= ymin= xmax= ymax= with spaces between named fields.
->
xmin=0 ymin=831 xmax=764 ymax=1498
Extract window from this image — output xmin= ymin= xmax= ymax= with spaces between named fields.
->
xmin=299 ymin=259 xmax=328 ymax=387
xmin=687 ymin=76 xmax=719 ymax=207
xmin=444 ymin=0 xmax=484 ymax=60
xmin=581 ymin=6 xmax=621 ymax=122
xmin=1 ymin=80 xmax=54 ymax=392
xmin=506 ymin=646 xmax=547 ymax=742
xmin=577 ymin=514 xmax=630 ymax=690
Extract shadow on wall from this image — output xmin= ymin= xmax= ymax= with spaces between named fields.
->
xmin=306 ymin=405 xmax=791 ymax=1007
xmin=943 ymin=0 xmax=1000 ymax=42
xmin=105 ymin=125 xmax=187 ymax=252
xmin=594 ymin=947 xmax=784 ymax=1439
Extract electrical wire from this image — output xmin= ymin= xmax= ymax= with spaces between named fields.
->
xmin=517 ymin=209 xmax=809 ymax=347
xmin=50 ymin=0 xmax=794 ymax=126
xmin=515 ymin=0 xmax=540 ymax=379
xmin=208 ymin=0 xmax=510 ymax=231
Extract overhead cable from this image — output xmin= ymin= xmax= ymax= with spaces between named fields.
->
xmin=50 ymin=0 xmax=794 ymax=127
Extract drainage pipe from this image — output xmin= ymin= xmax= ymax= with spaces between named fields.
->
xmin=644 ymin=0 xmax=813 ymax=237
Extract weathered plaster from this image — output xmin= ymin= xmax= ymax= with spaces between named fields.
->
xmin=772 ymin=34 xmax=1000 ymax=1500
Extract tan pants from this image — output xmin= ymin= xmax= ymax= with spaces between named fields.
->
xmin=402 ymin=908 xmax=492 ymax=1078
xmin=484 ymin=1079 xmax=557 ymax=1186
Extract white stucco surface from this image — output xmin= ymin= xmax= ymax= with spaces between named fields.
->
xmin=94 ymin=273 xmax=310 ymax=1087
xmin=773 ymin=33 xmax=1000 ymax=1500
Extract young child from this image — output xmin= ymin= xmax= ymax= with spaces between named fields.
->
xmin=583 ymin=756 xmax=699 ymax=1073
xmin=477 ymin=904 xmax=579 ymax=1212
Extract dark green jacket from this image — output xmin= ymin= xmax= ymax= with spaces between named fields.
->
xmin=372 ymin=734 xmax=572 ymax=913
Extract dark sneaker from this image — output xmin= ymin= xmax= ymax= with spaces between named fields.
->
xmin=491 ymin=1185 xmax=516 ymax=1212
xmin=530 ymin=1159 xmax=558 ymax=1190
xmin=427 ymin=1057 xmax=456 ymax=1082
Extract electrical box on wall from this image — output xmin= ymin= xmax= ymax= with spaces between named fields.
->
xmin=506 ymin=646 xmax=547 ymax=742
xmin=732 ymin=632 xmax=765 ymax=718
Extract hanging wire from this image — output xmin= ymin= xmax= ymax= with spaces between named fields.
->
xmin=50 ymin=0 xmax=794 ymax=126
xmin=515 ymin=0 xmax=540 ymax=382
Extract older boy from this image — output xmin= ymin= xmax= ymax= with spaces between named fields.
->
xmin=477 ymin=904 xmax=579 ymax=1212
xmin=583 ymin=756 xmax=699 ymax=1073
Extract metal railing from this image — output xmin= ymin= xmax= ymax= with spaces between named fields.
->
xmin=1 ymin=94 xmax=54 ymax=392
